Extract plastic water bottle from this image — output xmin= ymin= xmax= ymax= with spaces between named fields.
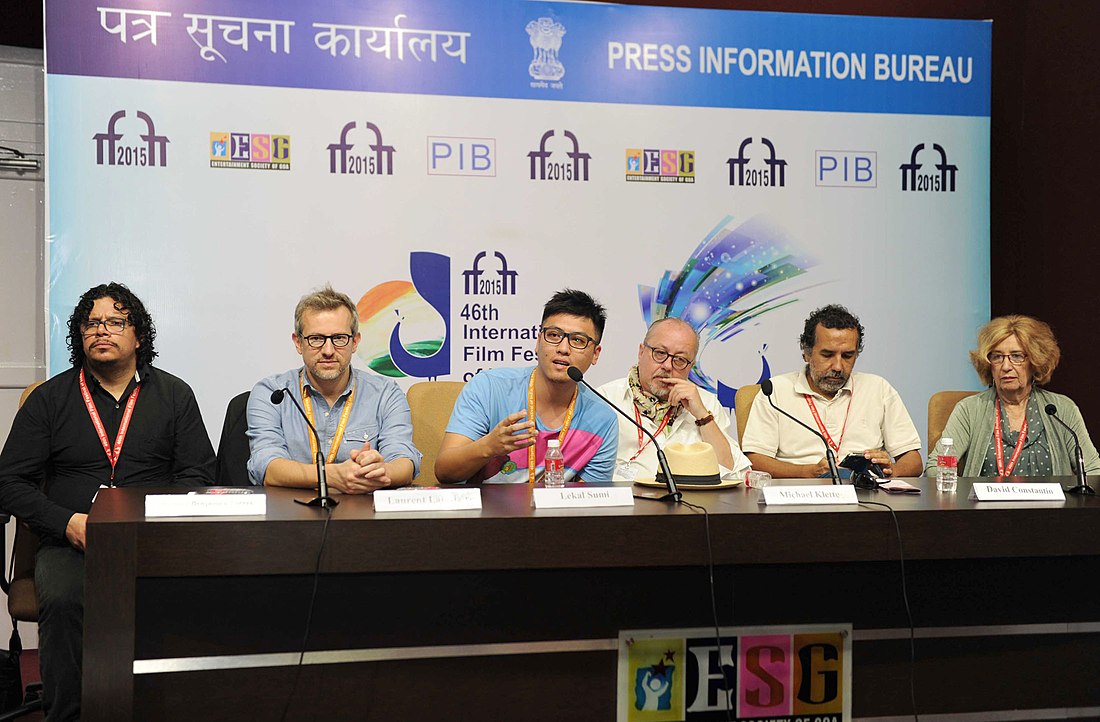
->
xmin=745 ymin=470 xmax=772 ymax=489
xmin=544 ymin=439 xmax=565 ymax=488
xmin=936 ymin=437 xmax=958 ymax=492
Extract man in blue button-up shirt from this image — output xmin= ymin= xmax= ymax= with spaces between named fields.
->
xmin=246 ymin=285 xmax=421 ymax=491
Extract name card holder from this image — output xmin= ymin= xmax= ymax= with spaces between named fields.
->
xmin=146 ymin=489 xmax=266 ymax=517
xmin=969 ymin=483 xmax=1066 ymax=502
xmin=374 ymin=487 xmax=482 ymax=512
xmin=533 ymin=486 xmax=635 ymax=509
xmin=760 ymin=485 xmax=859 ymax=506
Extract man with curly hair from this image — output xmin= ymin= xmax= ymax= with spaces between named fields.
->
xmin=0 ymin=282 xmax=215 ymax=721
xmin=742 ymin=304 xmax=923 ymax=479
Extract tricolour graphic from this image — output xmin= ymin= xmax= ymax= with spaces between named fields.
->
xmin=357 ymin=252 xmax=450 ymax=379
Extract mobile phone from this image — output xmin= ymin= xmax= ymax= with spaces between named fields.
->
xmin=839 ymin=453 xmax=885 ymax=478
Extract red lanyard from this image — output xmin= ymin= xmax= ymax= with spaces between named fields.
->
xmin=994 ymin=397 xmax=1028 ymax=477
xmin=630 ymin=405 xmax=674 ymax=461
xmin=804 ymin=392 xmax=853 ymax=454
xmin=79 ymin=368 xmax=140 ymax=482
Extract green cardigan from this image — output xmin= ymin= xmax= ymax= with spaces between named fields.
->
xmin=925 ymin=387 xmax=1100 ymax=477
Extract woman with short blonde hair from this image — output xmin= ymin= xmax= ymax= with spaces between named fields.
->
xmin=927 ymin=315 xmax=1099 ymax=479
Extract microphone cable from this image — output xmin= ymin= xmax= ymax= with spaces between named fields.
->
xmin=677 ymin=496 xmax=735 ymax=722
xmin=279 ymin=503 xmax=335 ymax=722
xmin=857 ymin=498 xmax=918 ymax=722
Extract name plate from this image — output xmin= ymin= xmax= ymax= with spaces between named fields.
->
xmin=969 ymin=482 xmax=1066 ymax=502
xmin=761 ymin=485 xmax=859 ymax=506
xmin=145 ymin=489 xmax=266 ymax=517
xmin=374 ymin=487 xmax=482 ymax=512
xmin=533 ymin=486 xmax=635 ymax=509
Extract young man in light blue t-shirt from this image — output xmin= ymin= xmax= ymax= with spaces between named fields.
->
xmin=437 ymin=289 xmax=618 ymax=484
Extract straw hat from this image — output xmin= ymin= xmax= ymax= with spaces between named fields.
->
xmin=657 ymin=442 xmax=721 ymax=485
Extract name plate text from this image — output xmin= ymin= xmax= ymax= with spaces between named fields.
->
xmin=969 ymin=482 xmax=1066 ymax=502
xmin=761 ymin=485 xmax=859 ymax=506
xmin=533 ymin=486 xmax=635 ymax=509
xmin=374 ymin=487 xmax=482 ymax=511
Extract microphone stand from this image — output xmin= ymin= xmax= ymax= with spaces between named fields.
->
xmin=271 ymin=388 xmax=339 ymax=508
xmin=1045 ymin=404 xmax=1095 ymax=495
xmin=760 ymin=380 xmax=841 ymax=486
xmin=567 ymin=367 xmax=681 ymax=503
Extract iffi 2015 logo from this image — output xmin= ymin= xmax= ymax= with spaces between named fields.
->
xmin=93 ymin=110 xmax=169 ymax=167
xmin=328 ymin=121 xmax=395 ymax=176
xmin=899 ymin=143 xmax=957 ymax=192
xmin=357 ymin=252 xmax=449 ymax=379
xmin=463 ymin=252 xmax=516 ymax=295
xmin=726 ymin=137 xmax=787 ymax=188
xmin=528 ymin=129 xmax=590 ymax=181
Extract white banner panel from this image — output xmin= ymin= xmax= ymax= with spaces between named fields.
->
xmin=45 ymin=1 xmax=991 ymax=449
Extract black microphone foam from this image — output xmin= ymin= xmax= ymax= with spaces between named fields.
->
xmin=271 ymin=388 xmax=285 ymax=404
xmin=760 ymin=378 xmax=774 ymax=396
xmin=1044 ymin=403 xmax=1057 ymax=416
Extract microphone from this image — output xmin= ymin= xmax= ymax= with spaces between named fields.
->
xmin=1044 ymin=404 xmax=1094 ymax=495
xmin=566 ymin=366 xmax=681 ymax=502
xmin=759 ymin=378 xmax=841 ymax=485
xmin=271 ymin=388 xmax=338 ymax=508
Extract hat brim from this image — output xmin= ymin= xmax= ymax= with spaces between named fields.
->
xmin=633 ymin=477 xmax=744 ymax=491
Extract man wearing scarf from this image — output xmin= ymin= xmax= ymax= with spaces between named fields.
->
xmin=597 ymin=318 xmax=750 ymax=481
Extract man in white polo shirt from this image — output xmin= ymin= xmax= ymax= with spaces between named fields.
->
xmin=741 ymin=304 xmax=923 ymax=478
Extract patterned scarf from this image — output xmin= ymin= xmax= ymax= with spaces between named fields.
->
xmin=628 ymin=365 xmax=680 ymax=422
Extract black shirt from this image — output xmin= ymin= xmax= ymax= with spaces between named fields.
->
xmin=0 ymin=364 xmax=215 ymax=542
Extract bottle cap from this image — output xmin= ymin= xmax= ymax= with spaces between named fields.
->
xmin=941 ymin=437 xmax=953 ymax=445
xmin=547 ymin=439 xmax=560 ymax=448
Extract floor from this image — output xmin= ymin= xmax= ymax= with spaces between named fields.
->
xmin=11 ymin=648 xmax=42 ymax=720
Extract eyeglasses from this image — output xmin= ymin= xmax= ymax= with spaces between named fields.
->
xmin=303 ymin=334 xmax=353 ymax=349
xmin=988 ymin=352 xmax=1028 ymax=366
xmin=644 ymin=342 xmax=693 ymax=371
xmin=81 ymin=318 xmax=129 ymax=336
xmin=540 ymin=326 xmax=595 ymax=351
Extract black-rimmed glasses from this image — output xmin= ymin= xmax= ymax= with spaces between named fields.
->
xmin=81 ymin=318 xmax=129 ymax=336
xmin=644 ymin=343 xmax=693 ymax=371
xmin=540 ymin=326 xmax=595 ymax=351
xmin=303 ymin=334 xmax=353 ymax=349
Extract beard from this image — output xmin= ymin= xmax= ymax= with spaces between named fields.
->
xmin=644 ymin=372 xmax=672 ymax=401
xmin=308 ymin=360 xmax=348 ymax=382
xmin=809 ymin=365 xmax=848 ymax=395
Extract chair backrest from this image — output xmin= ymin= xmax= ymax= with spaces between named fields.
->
xmin=10 ymin=381 xmax=44 ymax=621
xmin=215 ymin=391 xmax=252 ymax=486
xmin=734 ymin=384 xmax=761 ymax=445
xmin=406 ymin=381 xmax=465 ymax=486
xmin=928 ymin=390 xmax=978 ymax=453
xmin=18 ymin=381 xmax=43 ymax=408
xmin=8 ymin=523 xmax=39 ymax=621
